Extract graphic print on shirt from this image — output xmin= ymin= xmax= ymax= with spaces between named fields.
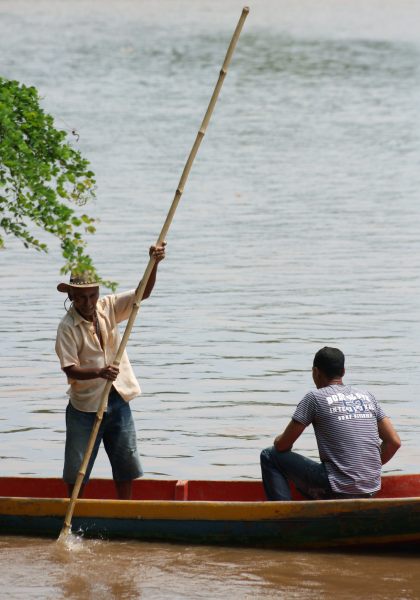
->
xmin=326 ymin=392 xmax=376 ymax=422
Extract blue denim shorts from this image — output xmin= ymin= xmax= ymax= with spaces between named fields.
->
xmin=63 ymin=388 xmax=143 ymax=484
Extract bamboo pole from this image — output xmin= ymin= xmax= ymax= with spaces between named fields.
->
xmin=58 ymin=6 xmax=249 ymax=540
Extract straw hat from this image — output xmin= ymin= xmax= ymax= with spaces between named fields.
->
xmin=57 ymin=272 xmax=99 ymax=293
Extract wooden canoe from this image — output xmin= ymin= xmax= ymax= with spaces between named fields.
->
xmin=1 ymin=474 xmax=420 ymax=550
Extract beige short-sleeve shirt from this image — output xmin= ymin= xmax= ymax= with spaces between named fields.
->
xmin=55 ymin=290 xmax=141 ymax=412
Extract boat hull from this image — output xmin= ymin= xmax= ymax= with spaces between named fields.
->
xmin=1 ymin=476 xmax=420 ymax=550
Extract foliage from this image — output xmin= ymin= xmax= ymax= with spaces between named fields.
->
xmin=0 ymin=76 xmax=116 ymax=290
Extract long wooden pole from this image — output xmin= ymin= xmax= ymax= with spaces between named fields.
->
xmin=58 ymin=6 xmax=249 ymax=540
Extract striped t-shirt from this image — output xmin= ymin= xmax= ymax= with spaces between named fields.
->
xmin=293 ymin=384 xmax=386 ymax=495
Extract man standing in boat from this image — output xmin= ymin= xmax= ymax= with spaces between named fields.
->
xmin=55 ymin=243 xmax=166 ymax=500
xmin=260 ymin=346 xmax=401 ymax=500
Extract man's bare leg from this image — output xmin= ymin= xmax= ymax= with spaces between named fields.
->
xmin=115 ymin=480 xmax=133 ymax=500
xmin=67 ymin=483 xmax=86 ymax=498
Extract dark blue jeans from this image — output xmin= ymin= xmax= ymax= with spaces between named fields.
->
xmin=64 ymin=388 xmax=143 ymax=484
xmin=260 ymin=446 xmax=332 ymax=501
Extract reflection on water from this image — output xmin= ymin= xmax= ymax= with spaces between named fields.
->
xmin=1 ymin=0 xmax=420 ymax=596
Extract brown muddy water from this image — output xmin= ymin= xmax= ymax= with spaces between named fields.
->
xmin=1 ymin=0 xmax=420 ymax=598
xmin=1 ymin=536 xmax=420 ymax=599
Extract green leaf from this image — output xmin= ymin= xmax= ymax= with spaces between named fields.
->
xmin=0 ymin=76 xmax=117 ymax=290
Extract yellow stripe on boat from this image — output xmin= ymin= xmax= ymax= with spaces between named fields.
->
xmin=1 ymin=496 xmax=420 ymax=521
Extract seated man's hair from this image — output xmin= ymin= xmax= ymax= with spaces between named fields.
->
xmin=313 ymin=347 xmax=345 ymax=378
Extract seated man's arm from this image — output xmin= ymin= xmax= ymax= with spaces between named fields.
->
xmin=378 ymin=417 xmax=401 ymax=464
xmin=274 ymin=419 xmax=306 ymax=452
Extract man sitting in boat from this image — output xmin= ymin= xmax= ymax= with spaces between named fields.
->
xmin=260 ymin=346 xmax=401 ymax=500
xmin=55 ymin=243 xmax=166 ymax=500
